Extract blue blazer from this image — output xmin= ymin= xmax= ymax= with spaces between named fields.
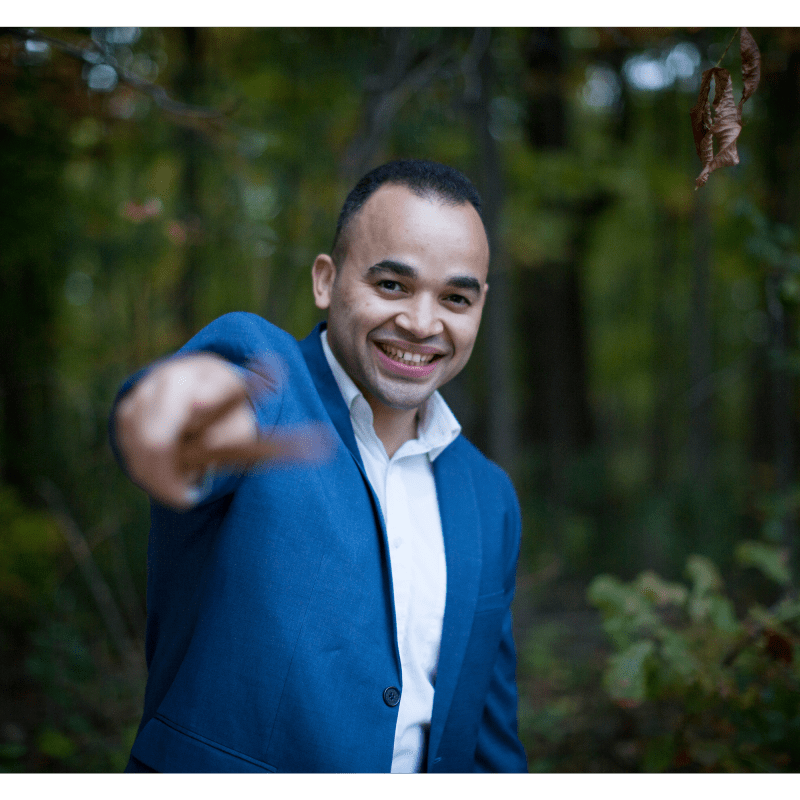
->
xmin=113 ymin=313 xmax=527 ymax=773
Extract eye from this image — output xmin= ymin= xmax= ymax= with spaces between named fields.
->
xmin=445 ymin=294 xmax=471 ymax=308
xmin=377 ymin=279 xmax=404 ymax=293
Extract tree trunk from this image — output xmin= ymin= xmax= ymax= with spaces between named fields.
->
xmin=461 ymin=28 xmax=517 ymax=477
xmin=174 ymin=27 xmax=206 ymax=340
xmin=0 ymin=99 xmax=68 ymax=499
xmin=757 ymin=42 xmax=800 ymax=585
xmin=517 ymin=28 xmax=596 ymax=494
xmin=688 ymin=189 xmax=713 ymax=485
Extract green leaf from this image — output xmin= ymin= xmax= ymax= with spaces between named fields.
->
xmin=635 ymin=570 xmax=688 ymax=607
xmin=736 ymin=540 xmax=791 ymax=586
xmin=643 ymin=733 xmax=677 ymax=772
xmin=686 ymin=555 xmax=730 ymax=624
xmin=658 ymin=628 xmax=700 ymax=685
xmin=686 ymin=554 xmax=724 ymax=595
xmin=775 ymin=598 xmax=800 ymax=623
xmin=706 ymin=596 xmax=740 ymax=634
xmin=588 ymin=574 xmax=660 ymax=649
xmin=603 ymin=640 xmax=655 ymax=703
xmin=36 ymin=728 xmax=76 ymax=761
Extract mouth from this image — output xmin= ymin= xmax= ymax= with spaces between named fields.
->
xmin=373 ymin=341 xmax=443 ymax=378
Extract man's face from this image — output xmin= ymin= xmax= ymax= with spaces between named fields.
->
xmin=312 ymin=184 xmax=489 ymax=415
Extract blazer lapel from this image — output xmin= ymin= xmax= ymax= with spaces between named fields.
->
xmin=426 ymin=443 xmax=483 ymax=768
xmin=297 ymin=321 xmax=365 ymax=469
xmin=298 ymin=321 xmax=399 ymax=647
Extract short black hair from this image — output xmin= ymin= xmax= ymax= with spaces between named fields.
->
xmin=330 ymin=159 xmax=485 ymax=265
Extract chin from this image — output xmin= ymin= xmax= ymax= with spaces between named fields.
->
xmin=374 ymin=386 xmax=435 ymax=411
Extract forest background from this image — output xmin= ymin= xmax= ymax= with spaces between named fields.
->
xmin=1 ymin=25 xmax=800 ymax=773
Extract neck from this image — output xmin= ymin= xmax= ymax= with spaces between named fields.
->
xmin=368 ymin=401 xmax=419 ymax=458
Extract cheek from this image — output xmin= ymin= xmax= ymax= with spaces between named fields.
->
xmin=334 ymin=285 xmax=384 ymax=321
xmin=451 ymin=317 xmax=482 ymax=355
xmin=351 ymin=297 xmax=396 ymax=333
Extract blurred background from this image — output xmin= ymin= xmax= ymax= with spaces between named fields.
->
xmin=1 ymin=26 xmax=800 ymax=772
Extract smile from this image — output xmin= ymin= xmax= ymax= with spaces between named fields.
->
xmin=378 ymin=343 xmax=437 ymax=365
xmin=374 ymin=342 xmax=442 ymax=377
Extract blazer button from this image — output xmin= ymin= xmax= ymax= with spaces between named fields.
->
xmin=383 ymin=686 xmax=401 ymax=707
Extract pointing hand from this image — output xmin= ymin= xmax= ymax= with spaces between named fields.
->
xmin=115 ymin=352 xmax=331 ymax=509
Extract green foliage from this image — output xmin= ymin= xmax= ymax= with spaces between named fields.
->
xmin=2 ymin=26 xmax=799 ymax=772
xmin=588 ymin=547 xmax=800 ymax=771
xmin=516 ymin=618 xmax=616 ymax=772
xmin=37 ymin=728 xmax=77 ymax=761
xmin=15 ymin=619 xmax=145 ymax=772
xmin=0 ymin=485 xmax=64 ymax=626
xmin=736 ymin=540 xmax=791 ymax=587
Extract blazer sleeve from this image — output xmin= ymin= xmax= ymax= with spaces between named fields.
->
xmin=472 ymin=478 xmax=528 ymax=773
xmin=108 ymin=312 xmax=286 ymax=506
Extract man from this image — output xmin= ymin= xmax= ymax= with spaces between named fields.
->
xmin=112 ymin=159 xmax=528 ymax=773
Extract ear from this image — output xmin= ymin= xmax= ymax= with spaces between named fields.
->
xmin=312 ymin=254 xmax=336 ymax=310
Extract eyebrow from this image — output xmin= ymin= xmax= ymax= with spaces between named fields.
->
xmin=365 ymin=260 xmax=483 ymax=296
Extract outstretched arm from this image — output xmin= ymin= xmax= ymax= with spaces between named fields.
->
xmin=114 ymin=352 xmax=321 ymax=510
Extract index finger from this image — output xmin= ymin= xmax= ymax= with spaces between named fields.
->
xmin=181 ymin=422 xmax=335 ymax=473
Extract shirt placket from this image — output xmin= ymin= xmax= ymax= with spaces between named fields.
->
xmin=384 ymin=458 xmax=411 ymax=645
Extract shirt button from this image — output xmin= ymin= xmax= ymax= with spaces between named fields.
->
xmin=383 ymin=686 xmax=401 ymax=707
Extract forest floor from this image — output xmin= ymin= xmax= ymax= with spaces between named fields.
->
xmin=512 ymin=576 xmax=640 ymax=772
xmin=0 ymin=624 xmax=145 ymax=772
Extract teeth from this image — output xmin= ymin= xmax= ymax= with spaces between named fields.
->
xmin=380 ymin=344 xmax=435 ymax=365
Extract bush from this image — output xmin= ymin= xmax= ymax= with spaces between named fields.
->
xmin=588 ymin=546 xmax=800 ymax=771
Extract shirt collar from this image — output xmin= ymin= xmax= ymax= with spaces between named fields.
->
xmin=320 ymin=328 xmax=460 ymax=461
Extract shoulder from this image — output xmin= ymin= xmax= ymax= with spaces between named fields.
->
xmin=177 ymin=312 xmax=300 ymax=366
xmin=445 ymin=435 xmax=518 ymax=505
xmin=440 ymin=436 xmax=522 ymax=581
xmin=439 ymin=436 xmax=521 ymax=549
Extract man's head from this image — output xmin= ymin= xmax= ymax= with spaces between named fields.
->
xmin=312 ymin=160 xmax=489 ymax=420
xmin=330 ymin=159 xmax=487 ymax=266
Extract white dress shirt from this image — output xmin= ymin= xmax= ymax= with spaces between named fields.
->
xmin=320 ymin=330 xmax=460 ymax=773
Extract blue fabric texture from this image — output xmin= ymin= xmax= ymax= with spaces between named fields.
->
xmin=111 ymin=312 xmax=528 ymax=773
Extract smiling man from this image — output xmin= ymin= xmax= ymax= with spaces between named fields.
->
xmin=112 ymin=159 xmax=528 ymax=773
xmin=312 ymin=180 xmax=489 ymax=457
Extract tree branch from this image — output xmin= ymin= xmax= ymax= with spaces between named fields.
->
xmin=38 ymin=478 xmax=139 ymax=663
xmin=340 ymin=30 xmax=456 ymax=182
xmin=2 ymin=28 xmax=234 ymax=131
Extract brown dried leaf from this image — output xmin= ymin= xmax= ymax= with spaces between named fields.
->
xmin=694 ymin=68 xmax=741 ymax=188
xmin=708 ymin=68 xmax=741 ymax=166
xmin=691 ymin=28 xmax=761 ymax=189
xmin=739 ymin=26 xmax=761 ymax=109
xmin=689 ymin=68 xmax=714 ymax=159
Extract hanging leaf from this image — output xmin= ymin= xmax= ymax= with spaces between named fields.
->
xmin=690 ymin=27 xmax=761 ymax=189
xmin=692 ymin=67 xmax=741 ymax=188
xmin=739 ymin=26 xmax=761 ymax=108
xmin=689 ymin=68 xmax=715 ymax=162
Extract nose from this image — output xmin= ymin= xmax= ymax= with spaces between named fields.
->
xmin=394 ymin=295 xmax=444 ymax=339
